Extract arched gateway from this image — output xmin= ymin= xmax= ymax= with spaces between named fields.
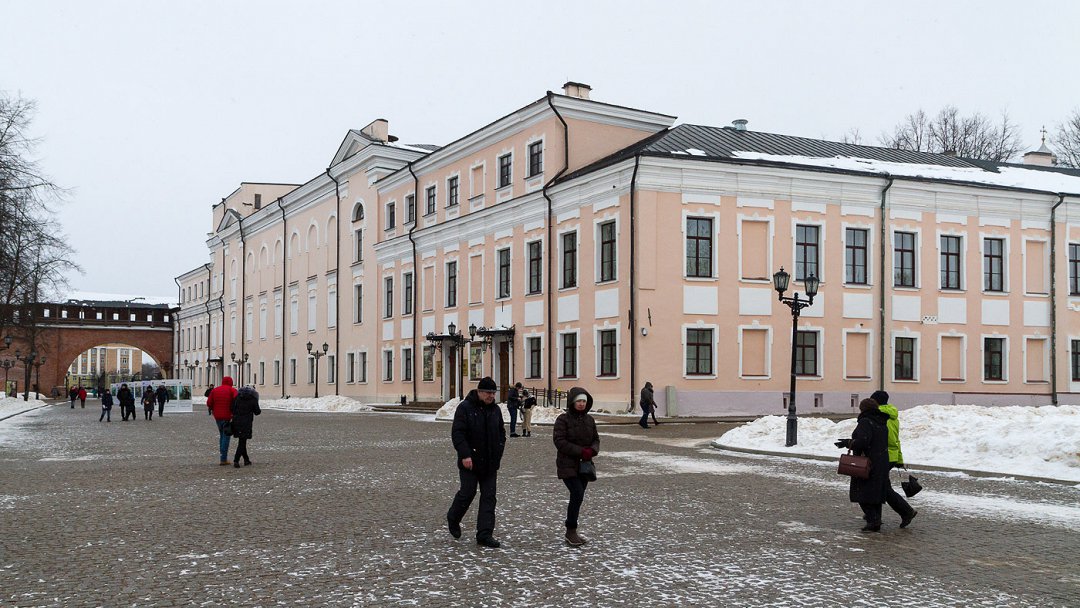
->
xmin=2 ymin=299 xmax=175 ymax=396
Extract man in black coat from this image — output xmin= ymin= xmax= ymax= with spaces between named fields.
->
xmin=447 ymin=376 xmax=505 ymax=548
xmin=155 ymin=384 xmax=169 ymax=417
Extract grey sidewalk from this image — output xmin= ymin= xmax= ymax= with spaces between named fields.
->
xmin=1 ymin=405 xmax=1077 ymax=606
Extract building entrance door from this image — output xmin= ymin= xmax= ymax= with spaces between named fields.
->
xmin=448 ymin=348 xmax=457 ymax=400
xmin=498 ymin=341 xmax=509 ymax=402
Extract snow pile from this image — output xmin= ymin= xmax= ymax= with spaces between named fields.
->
xmin=435 ymin=398 xmax=565 ymax=424
xmin=717 ymin=404 xmax=1080 ymax=482
xmin=258 ymin=396 xmax=375 ymax=413
xmin=0 ymin=395 xmax=46 ymax=418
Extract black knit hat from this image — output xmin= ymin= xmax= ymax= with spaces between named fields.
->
xmin=870 ymin=390 xmax=889 ymax=405
xmin=478 ymin=377 xmax=497 ymax=391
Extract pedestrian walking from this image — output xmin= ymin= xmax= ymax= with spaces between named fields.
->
xmin=446 ymin=376 xmax=506 ymax=548
xmin=204 ymin=384 xmax=214 ymax=398
xmin=99 ymin=390 xmax=113 ymax=422
xmin=206 ymin=376 xmax=238 ymax=465
xmin=638 ymin=381 xmax=657 ymax=428
xmin=520 ymin=389 xmax=535 ymax=437
xmin=117 ymin=384 xmax=135 ymax=421
xmin=507 ymin=382 xmax=522 ymax=437
xmin=142 ymin=389 xmax=155 ymax=420
xmin=69 ymin=386 xmax=78 ymax=409
xmin=230 ymin=386 xmax=261 ymax=467
xmin=870 ymin=390 xmax=918 ymax=528
xmin=78 ymin=386 xmax=87 ymax=409
xmin=155 ymin=384 xmax=169 ymax=417
xmin=837 ymin=398 xmax=891 ymax=532
xmin=553 ymin=386 xmax=600 ymax=547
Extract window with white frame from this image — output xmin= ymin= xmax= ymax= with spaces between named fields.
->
xmin=274 ymin=296 xmax=282 ymax=337
xmin=685 ymin=328 xmax=714 ymax=375
xmin=403 ymin=272 xmax=413 ymax=315
xmin=498 ymin=153 xmax=512 ymax=188
xmin=423 ymin=345 xmax=434 ymax=382
xmin=528 ymin=241 xmax=543 ymax=295
xmin=346 ymin=352 xmax=355 ymax=383
xmin=354 ymin=284 xmax=363 ymax=324
xmin=289 ymin=358 xmax=296 ymax=384
xmin=447 ymin=177 xmax=459 ymax=208
xmin=1069 ymin=244 xmax=1080 ymax=295
xmin=307 ymin=357 xmax=315 ymax=384
xmin=795 ymin=224 xmax=820 ymax=281
xmin=354 ymin=228 xmax=363 ymax=263
xmin=894 ymin=336 xmax=917 ymax=380
xmin=561 ymin=231 xmax=577 ymax=289
xmin=528 ymin=141 xmax=543 ymax=177
xmin=686 ymin=217 xmax=713 ymax=278
xmin=446 ymin=261 xmax=458 ymax=307
xmin=526 ymin=337 xmax=542 ymax=379
xmin=383 ymin=350 xmax=393 ymax=382
xmin=598 ymin=329 xmax=618 ymax=377
xmin=598 ymin=221 xmax=617 ymax=282
xmin=425 ymin=186 xmax=436 ymax=216
xmin=403 ymin=348 xmax=413 ymax=381
xmin=795 ymin=330 xmax=819 ymax=376
xmin=845 ymin=228 xmax=868 ymax=285
xmin=894 ymin=231 xmax=916 ymax=287
xmin=289 ymin=296 xmax=298 ymax=334
xmin=327 ymin=355 xmax=336 ymax=384
xmin=307 ymin=292 xmax=317 ymax=331
xmin=259 ymin=306 xmax=267 ymax=339
xmin=940 ymin=235 xmax=962 ymax=290
xmin=359 ymin=352 xmax=368 ymax=383
xmin=405 ymin=194 xmax=415 ymax=224
xmin=984 ymin=337 xmax=1006 ymax=381
xmin=497 ymin=248 xmax=511 ymax=299
xmin=384 ymin=276 xmax=393 ymax=318
xmin=560 ymin=332 xmax=577 ymax=378
xmin=983 ymin=237 xmax=1005 ymax=292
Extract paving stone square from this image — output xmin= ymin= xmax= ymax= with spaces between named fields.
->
xmin=1 ymin=403 xmax=1078 ymax=606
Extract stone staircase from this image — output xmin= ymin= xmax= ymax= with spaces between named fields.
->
xmin=371 ymin=400 xmax=445 ymax=415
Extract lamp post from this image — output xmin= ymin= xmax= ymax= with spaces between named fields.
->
xmin=773 ymin=267 xmax=820 ymax=447
xmin=33 ymin=356 xmax=45 ymax=396
xmin=14 ymin=348 xmax=38 ymax=402
xmin=1 ymin=359 xmax=12 ymax=396
xmin=230 ymin=352 xmax=250 ymax=386
xmin=1 ymin=335 xmax=12 ymax=351
xmin=307 ymin=341 xmax=328 ymax=398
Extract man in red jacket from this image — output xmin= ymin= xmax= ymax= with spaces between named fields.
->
xmin=206 ymin=376 xmax=238 ymax=465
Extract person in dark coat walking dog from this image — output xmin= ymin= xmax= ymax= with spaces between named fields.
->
xmin=838 ymin=398 xmax=892 ymax=531
xmin=155 ymin=384 xmax=169 ymax=417
xmin=230 ymin=386 xmax=261 ymax=467
xmin=117 ymin=384 xmax=135 ymax=421
xmin=553 ymin=386 xmax=600 ymax=547
xmin=447 ymin=377 xmax=506 ymax=548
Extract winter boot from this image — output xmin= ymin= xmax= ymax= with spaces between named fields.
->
xmin=900 ymin=509 xmax=918 ymax=529
xmin=565 ymin=528 xmax=586 ymax=547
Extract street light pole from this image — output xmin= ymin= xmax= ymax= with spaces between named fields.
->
xmin=14 ymin=349 xmax=38 ymax=402
xmin=307 ymin=341 xmax=328 ymax=398
xmin=773 ymin=267 xmax=820 ymax=447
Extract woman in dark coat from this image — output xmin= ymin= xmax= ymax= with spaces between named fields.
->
xmin=553 ymin=386 xmax=600 ymax=547
xmin=117 ymin=384 xmax=135 ymax=421
xmin=840 ymin=398 xmax=892 ymax=531
xmin=230 ymin=386 xmax=261 ymax=467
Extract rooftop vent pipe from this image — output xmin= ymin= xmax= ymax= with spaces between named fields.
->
xmin=732 ymin=119 xmax=748 ymax=131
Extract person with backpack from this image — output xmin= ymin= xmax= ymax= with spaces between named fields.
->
xmin=99 ymin=389 xmax=114 ymax=422
xmin=206 ymin=377 xmax=238 ymax=465
xmin=870 ymin=390 xmax=918 ymax=528
xmin=142 ymin=388 xmax=156 ymax=420
xmin=230 ymin=386 xmax=262 ymax=467
xmin=155 ymin=384 xmax=169 ymax=417
xmin=117 ymin=384 xmax=135 ymax=421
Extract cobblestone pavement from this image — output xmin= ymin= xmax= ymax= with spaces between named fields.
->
xmin=1 ymin=403 xmax=1078 ymax=607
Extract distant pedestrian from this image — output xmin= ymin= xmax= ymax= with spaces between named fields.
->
xmin=638 ymin=381 xmax=657 ymax=429
xmin=520 ymin=389 xmax=535 ymax=437
xmin=507 ymin=382 xmax=522 ymax=437
xmin=99 ymin=390 xmax=113 ymax=422
xmin=230 ymin=386 xmax=261 ymax=467
xmin=156 ymin=384 xmax=169 ymax=417
xmin=206 ymin=376 xmax=238 ymax=465
xmin=870 ymin=390 xmax=918 ymax=528
xmin=69 ymin=386 xmax=78 ymax=409
xmin=553 ymin=386 xmax=600 ymax=547
xmin=204 ymin=384 xmax=214 ymax=398
xmin=142 ymin=389 xmax=155 ymax=420
xmin=837 ymin=398 xmax=891 ymax=532
xmin=447 ymin=377 xmax=505 ymax=548
xmin=117 ymin=384 xmax=135 ymax=421
xmin=78 ymin=386 xmax=87 ymax=409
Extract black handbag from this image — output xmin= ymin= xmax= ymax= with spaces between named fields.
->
xmin=220 ymin=420 xmax=232 ymax=436
xmin=837 ymin=451 xmax=871 ymax=479
xmin=901 ymin=474 xmax=922 ymax=497
xmin=578 ymin=460 xmax=597 ymax=482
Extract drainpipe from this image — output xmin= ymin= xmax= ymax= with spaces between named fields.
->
xmin=238 ymin=216 xmax=247 ymax=385
xmin=878 ymin=176 xmax=893 ymax=389
xmin=278 ymin=198 xmax=288 ymax=398
xmin=174 ymin=277 xmax=182 ymax=380
xmin=629 ymin=154 xmax=641 ymax=411
xmin=1050 ymin=193 xmax=1066 ymax=405
xmin=543 ymin=91 xmax=569 ymax=407
xmin=204 ymin=263 xmax=213 ymax=388
xmin=408 ymin=162 xmax=420 ymax=405
xmin=327 ymin=167 xmax=343 ymax=396
xmin=219 ymin=218 xmax=226 ymax=385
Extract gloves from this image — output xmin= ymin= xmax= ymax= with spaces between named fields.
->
xmin=834 ymin=439 xmax=851 ymax=449
xmin=580 ymin=447 xmax=594 ymax=461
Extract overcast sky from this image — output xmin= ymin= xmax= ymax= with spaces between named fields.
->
xmin=4 ymin=1 xmax=1078 ymax=302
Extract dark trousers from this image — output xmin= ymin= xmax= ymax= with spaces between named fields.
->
xmin=447 ymin=468 xmax=498 ymax=539
xmin=99 ymin=408 xmax=110 ymax=422
xmin=144 ymin=406 xmax=153 ymax=420
xmin=639 ymin=407 xmax=651 ymax=428
xmin=563 ymin=476 xmax=590 ymax=529
xmin=158 ymin=400 xmax=166 ymax=416
xmin=885 ymin=464 xmax=914 ymax=518
xmin=234 ymin=438 xmax=249 ymax=464
xmin=508 ymin=406 xmax=518 ymax=434
xmin=859 ymin=502 xmax=883 ymax=525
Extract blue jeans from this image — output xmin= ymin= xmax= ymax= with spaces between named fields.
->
xmin=508 ymin=405 xmax=518 ymax=434
xmin=216 ymin=420 xmax=231 ymax=462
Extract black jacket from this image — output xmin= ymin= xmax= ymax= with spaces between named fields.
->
xmin=155 ymin=386 xmax=169 ymax=404
xmin=508 ymin=387 xmax=521 ymax=407
xmin=230 ymin=387 xmax=261 ymax=439
xmin=451 ymin=390 xmax=506 ymax=475
xmin=553 ymin=387 xmax=600 ymax=479
xmin=117 ymin=387 xmax=134 ymax=408
xmin=848 ymin=408 xmax=891 ymax=504
xmin=639 ymin=385 xmax=656 ymax=411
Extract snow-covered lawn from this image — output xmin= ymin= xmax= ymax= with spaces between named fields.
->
xmin=717 ymin=404 xmax=1080 ymax=483
xmin=0 ymin=395 xmax=47 ymax=419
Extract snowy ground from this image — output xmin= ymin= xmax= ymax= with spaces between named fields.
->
xmin=717 ymin=404 xmax=1080 ymax=483
xmin=0 ymin=395 xmax=47 ymax=419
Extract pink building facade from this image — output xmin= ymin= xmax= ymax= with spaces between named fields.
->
xmin=175 ymin=84 xmax=1080 ymax=415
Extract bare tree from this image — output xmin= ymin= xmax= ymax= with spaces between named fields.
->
xmin=0 ymin=92 xmax=79 ymax=342
xmin=879 ymin=106 xmax=1024 ymax=162
xmin=1050 ymin=109 xmax=1080 ymax=168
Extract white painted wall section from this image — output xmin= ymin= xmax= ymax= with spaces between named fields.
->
xmin=981 ymin=300 xmax=1010 ymax=326
xmin=557 ymin=295 xmax=579 ymax=323
xmin=937 ymin=298 xmax=967 ymax=324
xmin=891 ymin=295 xmax=921 ymax=322
xmin=594 ymin=289 xmax=620 ymax=319
xmin=843 ymin=293 xmax=874 ymax=319
xmin=525 ymin=301 xmax=544 ymax=327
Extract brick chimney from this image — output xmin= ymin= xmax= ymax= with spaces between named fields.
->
xmin=562 ymin=81 xmax=592 ymax=100
xmin=361 ymin=119 xmax=389 ymax=143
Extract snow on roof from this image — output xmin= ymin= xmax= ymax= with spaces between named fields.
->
xmin=64 ymin=291 xmax=175 ymax=306
xmin=730 ymin=151 xmax=1080 ymax=196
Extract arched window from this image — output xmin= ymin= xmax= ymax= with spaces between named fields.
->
xmin=352 ymin=201 xmax=365 ymax=222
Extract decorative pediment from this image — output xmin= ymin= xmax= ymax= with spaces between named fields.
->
xmin=331 ymin=130 xmax=374 ymax=166
xmin=215 ymin=208 xmax=243 ymax=233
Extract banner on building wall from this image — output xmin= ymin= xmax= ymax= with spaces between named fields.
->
xmin=109 ymin=379 xmax=194 ymax=413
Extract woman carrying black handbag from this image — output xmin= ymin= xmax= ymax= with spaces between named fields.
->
xmin=553 ymin=386 xmax=599 ymax=547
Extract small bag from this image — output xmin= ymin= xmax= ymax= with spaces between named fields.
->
xmin=220 ymin=420 xmax=233 ymax=436
xmin=578 ymin=460 xmax=597 ymax=482
xmin=837 ymin=450 xmax=871 ymax=479
xmin=901 ymin=474 xmax=922 ymax=497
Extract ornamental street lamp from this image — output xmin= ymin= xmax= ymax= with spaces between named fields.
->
xmin=773 ymin=267 xmax=820 ymax=447
xmin=230 ymin=352 xmax=250 ymax=386
xmin=14 ymin=349 xmax=38 ymax=402
xmin=307 ymin=341 xmax=329 ymax=398
xmin=1 ymin=359 xmax=13 ymax=395
xmin=33 ymin=356 xmax=45 ymax=396
xmin=1 ymin=335 xmax=12 ymax=350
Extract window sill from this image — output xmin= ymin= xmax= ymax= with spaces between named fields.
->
xmin=595 ymin=279 xmax=619 ymax=287
xmin=892 ymin=379 xmax=919 ymax=383
xmin=685 ymin=276 xmax=717 ymax=282
xmin=795 ymin=375 xmax=823 ymax=381
xmin=558 ymin=285 xmax=578 ymax=292
xmin=939 ymin=378 xmax=965 ymax=383
xmin=981 ymin=291 xmax=1009 ymax=297
xmin=1024 ymin=380 xmax=1050 ymax=385
xmin=938 ymin=288 xmax=965 ymax=294
xmin=892 ymin=286 xmax=919 ymax=291
xmin=844 ymin=376 xmax=872 ymax=381
xmin=1024 ymin=292 xmax=1049 ymax=298
xmin=740 ymin=375 xmax=771 ymax=380
xmin=685 ymin=374 xmax=718 ymax=380
xmin=526 ymin=291 xmax=543 ymax=297
xmin=596 ymin=375 xmax=621 ymax=380
xmin=495 ymin=184 xmax=512 ymax=192
xmin=351 ymin=260 xmax=364 ymax=267
xmin=844 ymin=283 xmax=873 ymax=289
xmin=740 ymin=278 xmax=772 ymax=284
xmin=981 ymin=380 xmax=1008 ymax=385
